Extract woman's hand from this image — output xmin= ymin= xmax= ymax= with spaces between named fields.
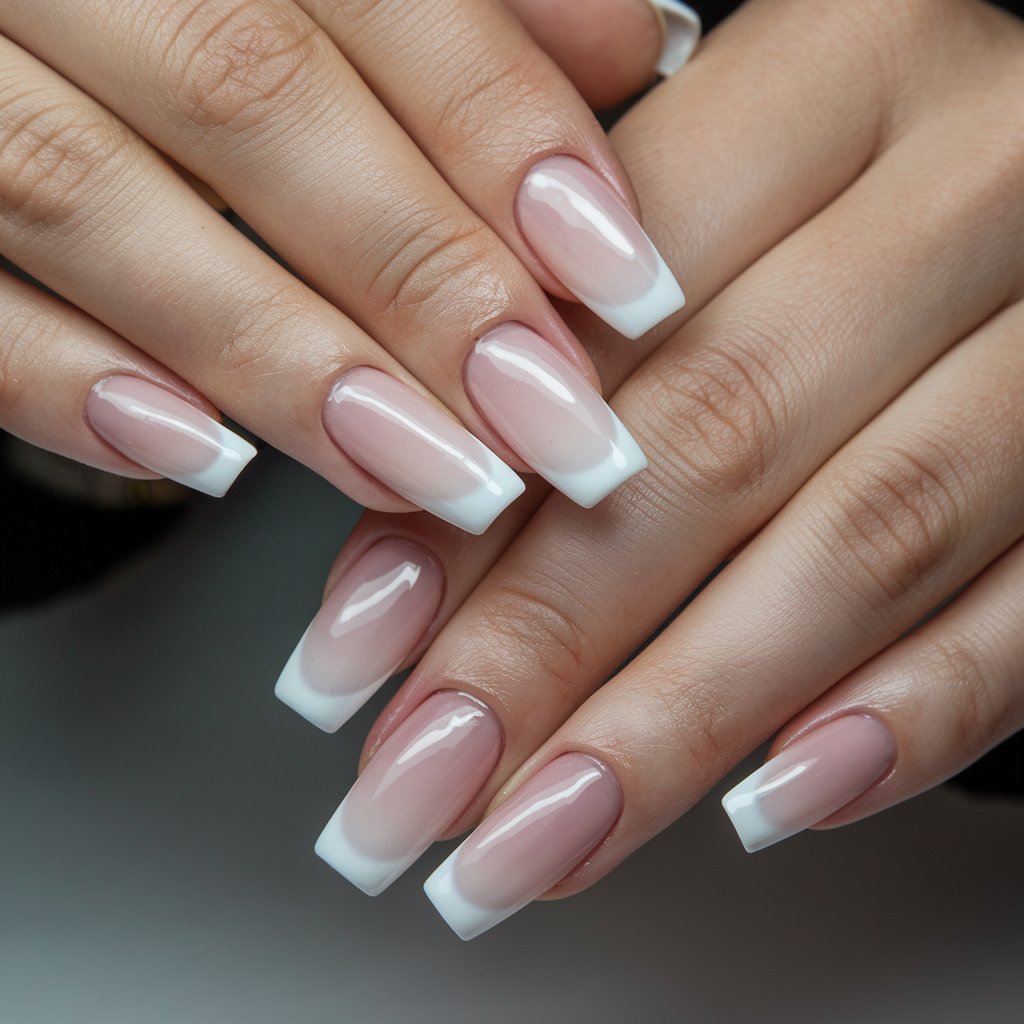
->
xmin=0 ymin=0 xmax=693 ymax=530
xmin=283 ymin=0 xmax=1024 ymax=936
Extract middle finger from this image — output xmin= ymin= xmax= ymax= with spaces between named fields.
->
xmin=331 ymin=65 xmax=1024 ymax=882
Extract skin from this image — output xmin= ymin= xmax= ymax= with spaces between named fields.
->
xmin=330 ymin=0 xmax=1024 ymax=904
xmin=0 ymin=0 xmax=664 ymax=504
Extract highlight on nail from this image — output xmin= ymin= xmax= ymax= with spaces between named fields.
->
xmin=516 ymin=155 xmax=685 ymax=339
xmin=316 ymin=690 xmax=503 ymax=895
xmin=322 ymin=366 xmax=524 ymax=535
xmin=464 ymin=323 xmax=647 ymax=507
xmin=275 ymin=538 xmax=444 ymax=733
xmin=721 ymin=714 xmax=896 ymax=853
xmin=85 ymin=375 xmax=255 ymax=497
xmin=424 ymin=751 xmax=623 ymax=940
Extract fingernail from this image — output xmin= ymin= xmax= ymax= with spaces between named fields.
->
xmin=316 ymin=691 xmax=502 ymax=895
xmin=275 ymin=538 xmax=443 ymax=732
xmin=647 ymin=1 xmax=702 ymax=76
xmin=516 ymin=156 xmax=685 ymax=340
xmin=424 ymin=752 xmax=622 ymax=940
xmin=323 ymin=367 xmax=524 ymax=534
xmin=722 ymin=715 xmax=896 ymax=853
xmin=85 ymin=375 xmax=255 ymax=497
xmin=464 ymin=324 xmax=647 ymax=507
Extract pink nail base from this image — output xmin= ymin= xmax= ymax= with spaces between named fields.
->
xmin=722 ymin=715 xmax=896 ymax=852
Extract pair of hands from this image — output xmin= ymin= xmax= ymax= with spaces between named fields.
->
xmin=3 ymin=0 xmax=1022 ymax=940
xmin=286 ymin=0 xmax=1024 ymax=940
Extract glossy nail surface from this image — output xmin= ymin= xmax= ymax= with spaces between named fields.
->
xmin=424 ymin=752 xmax=623 ymax=940
xmin=85 ymin=375 xmax=255 ymax=497
xmin=316 ymin=691 xmax=502 ymax=895
xmin=465 ymin=324 xmax=646 ymax=507
xmin=648 ymin=0 xmax=702 ymax=75
xmin=275 ymin=539 xmax=443 ymax=733
xmin=722 ymin=715 xmax=895 ymax=853
xmin=516 ymin=156 xmax=685 ymax=339
xmin=323 ymin=368 xmax=524 ymax=534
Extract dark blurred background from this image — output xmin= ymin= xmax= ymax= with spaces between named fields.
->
xmin=2 ymin=2 xmax=1023 ymax=1021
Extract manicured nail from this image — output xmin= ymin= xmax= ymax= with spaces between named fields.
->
xmin=464 ymin=324 xmax=646 ymax=507
xmin=516 ymin=156 xmax=685 ymax=340
xmin=647 ymin=1 xmax=702 ymax=76
xmin=323 ymin=367 xmax=524 ymax=535
xmin=316 ymin=691 xmax=502 ymax=895
xmin=424 ymin=752 xmax=622 ymax=940
xmin=275 ymin=538 xmax=443 ymax=732
xmin=721 ymin=715 xmax=895 ymax=853
xmin=85 ymin=375 xmax=255 ymax=497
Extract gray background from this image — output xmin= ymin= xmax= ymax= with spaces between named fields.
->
xmin=2 ymin=452 xmax=1022 ymax=1023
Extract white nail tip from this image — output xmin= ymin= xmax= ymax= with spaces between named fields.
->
xmin=585 ymin=256 xmax=686 ymax=340
xmin=548 ymin=417 xmax=648 ymax=508
xmin=648 ymin=0 xmax=702 ymax=76
xmin=315 ymin=802 xmax=414 ymax=897
xmin=178 ymin=423 xmax=256 ymax=497
xmin=721 ymin=769 xmax=791 ymax=854
xmin=432 ymin=456 xmax=526 ymax=535
xmin=423 ymin=851 xmax=526 ymax=941
xmin=273 ymin=631 xmax=381 ymax=734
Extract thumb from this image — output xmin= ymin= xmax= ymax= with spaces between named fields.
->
xmin=503 ymin=0 xmax=701 ymax=109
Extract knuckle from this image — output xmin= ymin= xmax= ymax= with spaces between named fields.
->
xmin=929 ymin=632 xmax=1009 ymax=758
xmin=203 ymin=276 xmax=313 ymax=380
xmin=0 ymin=90 xmax=133 ymax=231
xmin=809 ymin=441 xmax=968 ymax=613
xmin=637 ymin=335 xmax=792 ymax=506
xmin=476 ymin=569 xmax=597 ymax=708
xmin=430 ymin=55 xmax=564 ymax=164
xmin=169 ymin=0 xmax=325 ymax=134
xmin=634 ymin=671 xmax=742 ymax=789
xmin=361 ymin=211 xmax=502 ymax=325
xmin=0 ymin=298 xmax=64 ymax=421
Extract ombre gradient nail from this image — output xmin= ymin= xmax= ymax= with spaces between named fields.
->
xmin=464 ymin=324 xmax=647 ymax=507
xmin=722 ymin=715 xmax=895 ymax=853
xmin=516 ymin=156 xmax=685 ymax=339
xmin=85 ymin=376 xmax=255 ymax=497
xmin=316 ymin=691 xmax=502 ymax=895
xmin=323 ymin=368 xmax=524 ymax=535
xmin=275 ymin=539 xmax=443 ymax=732
xmin=424 ymin=752 xmax=623 ymax=940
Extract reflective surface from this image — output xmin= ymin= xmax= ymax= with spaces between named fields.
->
xmin=323 ymin=367 xmax=524 ymax=534
xmin=465 ymin=324 xmax=647 ymax=507
xmin=2 ymin=450 xmax=1022 ymax=1021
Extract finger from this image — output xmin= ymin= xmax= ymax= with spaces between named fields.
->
xmin=1 ymin=0 xmax=666 ymax=510
xmin=0 ymin=36 xmax=524 ymax=531
xmin=0 ymin=268 xmax=254 ymax=496
xmin=294 ymin=0 xmax=683 ymax=326
xmin=274 ymin=478 xmax=550 ymax=733
xmin=504 ymin=0 xmax=701 ymax=108
xmin=723 ymin=536 xmax=1024 ymax=851
xmin=274 ymin=0 xmax=927 ymax=729
xmin=422 ymin=296 xmax=1024 ymax=938
xmin=355 ymin=12 xmax=1024 ymax=773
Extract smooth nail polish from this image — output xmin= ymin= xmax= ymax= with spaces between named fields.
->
xmin=323 ymin=367 xmax=524 ymax=535
xmin=464 ymin=324 xmax=647 ymax=507
xmin=275 ymin=538 xmax=443 ymax=732
xmin=722 ymin=715 xmax=896 ymax=853
xmin=316 ymin=691 xmax=502 ymax=895
xmin=424 ymin=752 xmax=623 ymax=940
xmin=516 ymin=156 xmax=685 ymax=339
xmin=85 ymin=376 xmax=255 ymax=497
xmin=647 ymin=1 xmax=702 ymax=76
